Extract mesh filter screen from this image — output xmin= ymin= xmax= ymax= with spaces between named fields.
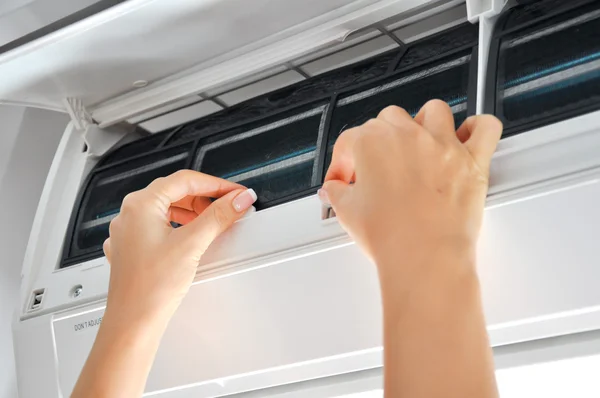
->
xmin=167 ymin=50 xmax=400 ymax=146
xmin=325 ymin=55 xmax=471 ymax=170
xmin=397 ymin=23 xmax=478 ymax=70
xmin=503 ymin=0 xmax=592 ymax=30
xmin=269 ymin=50 xmax=401 ymax=106
xmin=496 ymin=3 xmax=600 ymax=133
xmin=239 ymin=161 xmax=314 ymax=203
xmin=197 ymin=104 xmax=326 ymax=207
xmin=67 ymin=147 xmax=189 ymax=261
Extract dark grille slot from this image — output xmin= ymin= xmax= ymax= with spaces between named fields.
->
xmin=491 ymin=0 xmax=600 ymax=136
xmin=196 ymin=104 xmax=326 ymax=208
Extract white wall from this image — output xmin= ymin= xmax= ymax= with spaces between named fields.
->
xmin=0 ymin=105 xmax=68 ymax=398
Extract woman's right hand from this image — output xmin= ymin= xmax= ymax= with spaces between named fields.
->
xmin=321 ymin=101 xmax=503 ymax=398
xmin=320 ymin=100 xmax=503 ymax=282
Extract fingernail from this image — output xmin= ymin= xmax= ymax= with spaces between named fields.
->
xmin=233 ymin=189 xmax=258 ymax=212
xmin=317 ymin=188 xmax=330 ymax=205
xmin=241 ymin=206 xmax=256 ymax=220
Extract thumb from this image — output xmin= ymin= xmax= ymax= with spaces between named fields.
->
xmin=321 ymin=180 xmax=354 ymax=219
xmin=173 ymin=188 xmax=257 ymax=258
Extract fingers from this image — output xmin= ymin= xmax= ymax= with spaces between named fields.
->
xmin=326 ymin=106 xmax=416 ymax=183
xmin=172 ymin=188 xmax=257 ymax=258
xmin=172 ymin=195 xmax=212 ymax=214
xmin=457 ymin=115 xmax=503 ymax=170
xmin=325 ymin=126 xmax=362 ymax=183
xmin=320 ymin=180 xmax=355 ymax=222
xmin=377 ymin=106 xmax=413 ymax=128
xmin=414 ymin=100 xmax=456 ymax=141
xmin=143 ymin=170 xmax=244 ymax=212
xmin=169 ymin=207 xmax=198 ymax=225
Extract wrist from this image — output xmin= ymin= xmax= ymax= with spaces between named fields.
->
xmin=103 ymin=291 xmax=176 ymax=336
xmin=99 ymin=302 xmax=171 ymax=349
xmin=380 ymin=262 xmax=482 ymax=333
xmin=375 ymin=235 xmax=476 ymax=275
xmin=375 ymin=239 xmax=479 ymax=306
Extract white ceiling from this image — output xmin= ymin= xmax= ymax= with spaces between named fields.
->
xmin=0 ymin=0 xmax=98 ymax=46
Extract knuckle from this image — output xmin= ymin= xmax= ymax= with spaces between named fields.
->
xmin=441 ymin=146 xmax=457 ymax=163
xmin=147 ymin=176 xmax=166 ymax=188
xmin=121 ymin=191 xmax=142 ymax=211
xmin=108 ymin=216 xmax=120 ymax=236
xmin=172 ymin=169 xmax=192 ymax=179
xmin=102 ymin=238 xmax=110 ymax=252
xmin=362 ymin=119 xmax=392 ymax=140
xmin=355 ymin=130 xmax=373 ymax=148
xmin=210 ymin=204 xmax=231 ymax=230
xmin=333 ymin=127 xmax=359 ymax=154
xmin=378 ymin=105 xmax=407 ymax=120
xmin=331 ymin=137 xmax=346 ymax=159
xmin=439 ymin=146 xmax=463 ymax=172
xmin=363 ymin=118 xmax=384 ymax=131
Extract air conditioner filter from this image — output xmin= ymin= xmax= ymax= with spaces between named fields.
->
xmin=63 ymin=146 xmax=189 ymax=265
xmin=60 ymin=22 xmax=479 ymax=267
xmin=488 ymin=0 xmax=600 ymax=136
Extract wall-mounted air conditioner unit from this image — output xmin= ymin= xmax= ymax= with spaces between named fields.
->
xmin=2 ymin=0 xmax=600 ymax=397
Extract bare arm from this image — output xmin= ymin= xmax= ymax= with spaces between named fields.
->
xmin=320 ymin=101 xmax=503 ymax=398
xmin=71 ymin=171 xmax=257 ymax=398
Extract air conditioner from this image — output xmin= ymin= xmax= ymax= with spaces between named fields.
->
xmin=3 ymin=0 xmax=600 ymax=396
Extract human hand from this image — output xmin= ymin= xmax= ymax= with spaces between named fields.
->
xmin=320 ymin=100 xmax=502 ymax=281
xmin=103 ymin=170 xmax=257 ymax=323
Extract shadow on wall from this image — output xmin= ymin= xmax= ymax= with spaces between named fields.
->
xmin=0 ymin=105 xmax=68 ymax=398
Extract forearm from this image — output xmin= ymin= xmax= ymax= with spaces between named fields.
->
xmin=378 ymin=247 xmax=498 ymax=398
xmin=71 ymin=306 xmax=170 ymax=398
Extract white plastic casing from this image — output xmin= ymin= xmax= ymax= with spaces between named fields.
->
xmin=11 ymin=1 xmax=600 ymax=397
